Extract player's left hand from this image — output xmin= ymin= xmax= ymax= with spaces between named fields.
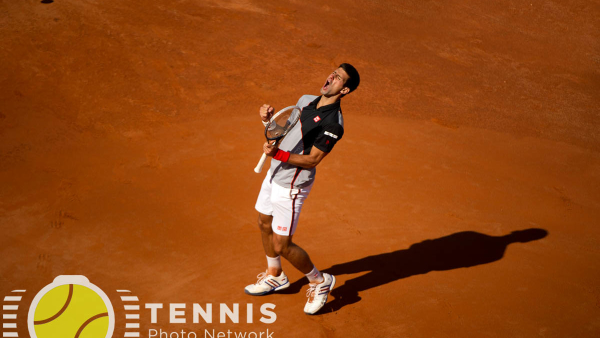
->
xmin=263 ymin=142 xmax=278 ymax=157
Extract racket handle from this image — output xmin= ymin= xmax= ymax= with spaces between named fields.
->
xmin=254 ymin=153 xmax=268 ymax=173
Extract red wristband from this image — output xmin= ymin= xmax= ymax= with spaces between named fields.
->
xmin=273 ymin=149 xmax=290 ymax=162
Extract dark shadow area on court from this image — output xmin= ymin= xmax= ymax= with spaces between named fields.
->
xmin=280 ymin=228 xmax=548 ymax=314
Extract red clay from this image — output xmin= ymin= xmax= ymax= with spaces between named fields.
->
xmin=1 ymin=1 xmax=599 ymax=337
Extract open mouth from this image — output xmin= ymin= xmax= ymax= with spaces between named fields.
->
xmin=322 ymin=79 xmax=331 ymax=91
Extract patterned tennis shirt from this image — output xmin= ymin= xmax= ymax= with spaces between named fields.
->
xmin=268 ymin=95 xmax=345 ymax=189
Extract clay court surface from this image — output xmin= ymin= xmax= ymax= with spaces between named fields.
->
xmin=1 ymin=0 xmax=599 ymax=337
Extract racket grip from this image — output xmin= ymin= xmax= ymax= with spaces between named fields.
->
xmin=254 ymin=153 xmax=268 ymax=173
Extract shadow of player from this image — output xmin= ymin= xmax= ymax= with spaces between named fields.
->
xmin=281 ymin=228 xmax=548 ymax=313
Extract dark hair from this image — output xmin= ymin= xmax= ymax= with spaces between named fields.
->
xmin=339 ymin=63 xmax=360 ymax=94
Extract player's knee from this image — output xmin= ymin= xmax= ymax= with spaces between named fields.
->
xmin=257 ymin=215 xmax=272 ymax=233
xmin=273 ymin=242 xmax=285 ymax=256
xmin=273 ymin=239 xmax=291 ymax=257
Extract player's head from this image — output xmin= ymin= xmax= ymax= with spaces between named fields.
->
xmin=320 ymin=63 xmax=360 ymax=98
xmin=505 ymin=228 xmax=548 ymax=243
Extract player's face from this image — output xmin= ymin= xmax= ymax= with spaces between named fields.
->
xmin=320 ymin=67 xmax=350 ymax=97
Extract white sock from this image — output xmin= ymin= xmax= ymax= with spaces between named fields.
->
xmin=266 ymin=255 xmax=282 ymax=273
xmin=305 ymin=266 xmax=323 ymax=284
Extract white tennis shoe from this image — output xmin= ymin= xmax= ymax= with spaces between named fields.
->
xmin=244 ymin=270 xmax=289 ymax=296
xmin=304 ymin=273 xmax=336 ymax=314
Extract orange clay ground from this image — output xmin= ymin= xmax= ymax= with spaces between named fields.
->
xmin=1 ymin=1 xmax=599 ymax=337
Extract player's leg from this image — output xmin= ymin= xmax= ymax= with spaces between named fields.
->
xmin=246 ymin=175 xmax=290 ymax=296
xmin=270 ymin=183 xmax=336 ymax=314
xmin=272 ymin=233 xmax=335 ymax=314
xmin=257 ymin=212 xmax=282 ymax=276
xmin=272 ymin=234 xmax=313 ymax=274
xmin=270 ymin=183 xmax=319 ymax=277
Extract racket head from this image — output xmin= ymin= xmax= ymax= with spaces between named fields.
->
xmin=264 ymin=106 xmax=301 ymax=141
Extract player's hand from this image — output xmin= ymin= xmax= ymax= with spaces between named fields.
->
xmin=260 ymin=104 xmax=274 ymax=123
xmin=263 ymin=142 xmax=278 ymax=157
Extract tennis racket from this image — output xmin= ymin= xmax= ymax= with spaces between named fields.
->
xmin=254 ymin=105 xmax=301 ymax=173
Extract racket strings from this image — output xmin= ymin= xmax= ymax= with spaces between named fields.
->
xmin=265 ymin=108 xmax=300 ymax=140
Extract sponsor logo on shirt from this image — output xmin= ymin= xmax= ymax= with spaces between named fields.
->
xmin=324 ymin=131 xmax=338 ymax=139
xmin=313 ymin=116 xmax=321 ymax=123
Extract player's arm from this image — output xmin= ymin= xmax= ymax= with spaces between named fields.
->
xmin=263 ymin=143 xmax=328 ymax=169
xmin=288 ymin=147 xmax=328 ymax=169
xmin=263 ymin=123 xmax=342 ymax=168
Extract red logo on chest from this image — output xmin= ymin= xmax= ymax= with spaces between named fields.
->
xmin=313 ymin=116 xmax=321 ymax=123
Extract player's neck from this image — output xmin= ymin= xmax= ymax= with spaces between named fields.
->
xmin=317 ymin=94 xmax=341 ymax=109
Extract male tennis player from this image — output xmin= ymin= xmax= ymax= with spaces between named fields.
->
xmin=245 ymin=63 xmax=360 ymax=314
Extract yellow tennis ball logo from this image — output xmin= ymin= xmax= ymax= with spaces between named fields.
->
xmin=28 ymin=275 xmax=115 ymax=338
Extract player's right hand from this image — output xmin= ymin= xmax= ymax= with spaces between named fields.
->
xmin=260 ymin=104 xmax=274 ymax=122
xmin=263 ymin=142 xmax=279 ymax=157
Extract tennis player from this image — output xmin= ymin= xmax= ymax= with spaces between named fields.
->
xmin=245 ymin=63 xmax=360 ymax=314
